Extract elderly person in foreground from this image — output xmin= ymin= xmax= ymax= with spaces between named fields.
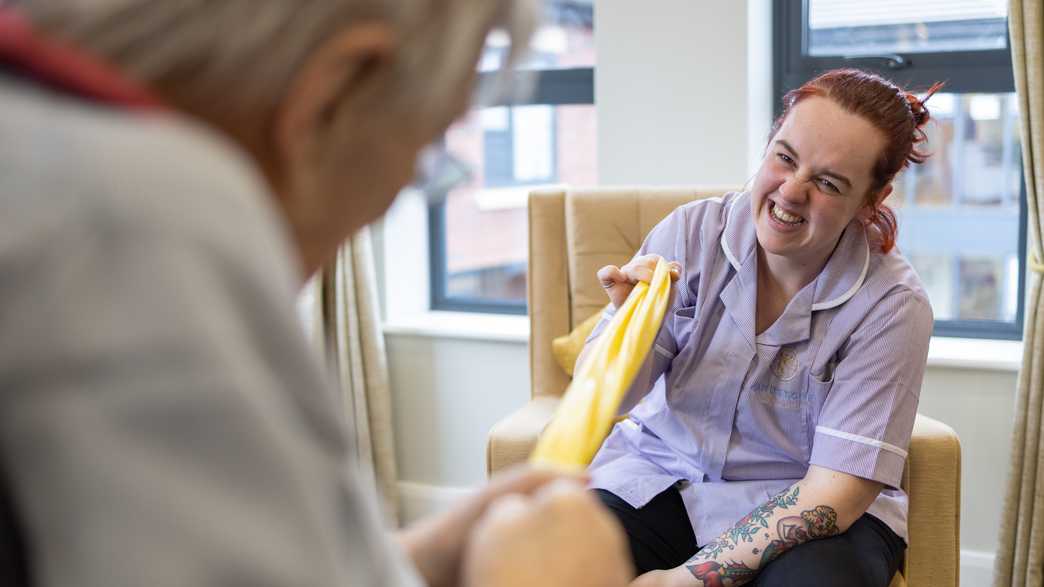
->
xmin=0 ymin=1 xmax=631 ymax=586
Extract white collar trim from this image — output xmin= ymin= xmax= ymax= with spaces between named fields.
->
xmin=720 ymin=194 xmax=744 ymax=271
xmin=810 ymin=234 xmax=870 ymax=311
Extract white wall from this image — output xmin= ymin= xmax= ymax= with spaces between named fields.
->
xmin=384 ymin=1 xmax=1019 ymax=584
xmin=388 ymin=335 xmax=529 ymax=487
xmin=596 ymin=1 xmax=751 ymax=185
xmin=917 ymin=368 xmax=1017 ymax=584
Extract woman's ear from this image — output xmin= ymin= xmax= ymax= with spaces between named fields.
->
xmin=272 ymin=22 xmax=398 ymax=168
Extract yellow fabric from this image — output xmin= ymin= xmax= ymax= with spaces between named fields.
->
xmin=551 ymin=310 xmax=604 ymax=376
xmin=530 ymin=258 xmax=673 ymax=470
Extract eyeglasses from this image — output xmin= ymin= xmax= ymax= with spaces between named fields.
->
xmin=411 ymin=143 xmax=473 ymax=204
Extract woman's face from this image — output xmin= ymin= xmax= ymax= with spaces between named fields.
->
xmin=750 ymin=96 xmax=889 ymax=268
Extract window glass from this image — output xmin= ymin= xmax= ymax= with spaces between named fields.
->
xmin=891 ymin=92 xmax=1022 ymax=322
xmin=480 ymin=2 xmax=595 ymax=72
xmin=434 ymin=0 xmax=594 ymax=311
xmin=808 ymin=0 xmax=1008 ymax=56
xmin=443 ymin=104 xmax=597 ymax=304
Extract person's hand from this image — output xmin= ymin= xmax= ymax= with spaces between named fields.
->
xmin=598 ymin=254 xmax=682 ymax=310
xmin=462 ymin=478 xmax=633 ymax=587
xmin=476 ymin=464 xmax=585 ymax=504
xmin=630 ymin=567 xmax=696 ymax=587
xmin=398 ymin=466 xmax=586 ymax=587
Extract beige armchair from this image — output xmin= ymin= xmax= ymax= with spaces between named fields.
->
xmin=487 ymin=187 xmax=962 ymax=587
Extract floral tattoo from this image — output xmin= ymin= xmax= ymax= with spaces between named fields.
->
xmin=688 ymin=560 xmax=758 ymax=587
xmin=698 ymin=486 xmax=801 ymax=559
xmin=685 ymin=486 xmax=841 ymax=586
xmin=757 ymin=505 xmax=839 ymax=567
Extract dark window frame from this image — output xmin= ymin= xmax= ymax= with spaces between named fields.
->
xmin=429 ymin=52 xmax=594 ymax=314
xmin=774 ymin=0 xmax=1025 ymax=340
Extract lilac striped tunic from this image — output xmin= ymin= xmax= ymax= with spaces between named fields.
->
xmin=586 ymin=191 xmax=933 ymax=546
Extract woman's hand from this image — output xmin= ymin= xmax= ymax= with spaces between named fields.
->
xmin=598 ymin=254 xmax=681 ymax=310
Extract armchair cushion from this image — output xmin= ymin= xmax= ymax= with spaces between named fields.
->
xmin=551 ymin=310 xmax=603 ymax=376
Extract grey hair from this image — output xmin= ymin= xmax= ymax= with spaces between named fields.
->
xmin=22 ymin=0 xmax=537 ymax=127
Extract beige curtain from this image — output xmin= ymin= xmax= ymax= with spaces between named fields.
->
xmin=315 ymin=228 xmax=400 ymax=524
xmin=996 ymin=1 xmax=1044 ymax=585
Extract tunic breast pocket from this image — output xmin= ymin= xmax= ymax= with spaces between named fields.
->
xmin=805 ymin=369 xmax=835 ymax=453
xmin=670 ymin=305 xmax=698 ymax=352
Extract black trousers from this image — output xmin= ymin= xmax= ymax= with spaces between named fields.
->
xmin=595 ymin=487 xmax=906 ymax=587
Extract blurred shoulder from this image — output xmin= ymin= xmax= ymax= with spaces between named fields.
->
xmin=0 ymin=76 xmax=297 ymax=282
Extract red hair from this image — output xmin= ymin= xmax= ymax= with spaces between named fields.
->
xmin=769 ymin=69 xmax=943 ymax=253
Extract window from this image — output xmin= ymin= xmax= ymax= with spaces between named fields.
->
xmin=775 ymin=0 xmax=1024 ymax=339
xmin=429 ymin=0 xmax=595 ymax=314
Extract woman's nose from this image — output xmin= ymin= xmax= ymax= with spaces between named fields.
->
xmin=778 ymin=175 xmax=809 ymax=204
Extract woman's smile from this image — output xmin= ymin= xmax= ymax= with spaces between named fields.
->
xmin=767 ymin=200 xmax=806 ymax=230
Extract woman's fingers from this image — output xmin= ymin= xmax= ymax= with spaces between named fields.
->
xmin=598 ymin=257 xmax=682 ymax=309
xmin=597 ymin=264 xmax=627 ymax=288
xmin=620 ymin=256 xmax=653 ymax=283
xmin=597 ymin=265 xmax=633 ymax=309
xmin=622 ymin=255 xmax=681 ymax=283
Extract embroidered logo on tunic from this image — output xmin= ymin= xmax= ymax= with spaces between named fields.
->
xmin=770 ymin=348 xmax=799 ymax=381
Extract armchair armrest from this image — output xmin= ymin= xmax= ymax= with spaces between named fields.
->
xmin=904 ymin=413 xmax=961 ymax=587
xmin=487 ymin=396 xmax=560 ymax=475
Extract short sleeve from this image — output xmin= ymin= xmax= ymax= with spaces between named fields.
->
xmin=808 ymin=290 xmax=933 ymax=489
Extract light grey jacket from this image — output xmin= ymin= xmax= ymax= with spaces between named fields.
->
xmin=0 ymin=74 xmax=423 ymax=587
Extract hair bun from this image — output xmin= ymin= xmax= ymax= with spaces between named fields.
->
xmin=907 ymin=81 xmax=945 ymax=129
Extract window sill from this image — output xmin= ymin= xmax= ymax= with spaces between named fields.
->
xmin=382 ymin=311 xmax=529 ymax=343
xmin=926 ymin=336 xmax=1022 ymax=372
xmin=383 ymin=312 xmax=1023 ymax=372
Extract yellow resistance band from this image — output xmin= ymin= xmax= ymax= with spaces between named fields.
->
xmin=529 ymin=258 xmax=673 ymax=471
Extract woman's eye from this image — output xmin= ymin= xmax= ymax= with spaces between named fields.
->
xmin=818 ymin=178 xmax=840 ymax=194
xmin=776 ymin=153 xmax=794 ymax=165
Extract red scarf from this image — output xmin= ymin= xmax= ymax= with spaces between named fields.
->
xmin=0 ymin=9 xmax=162 ymax=110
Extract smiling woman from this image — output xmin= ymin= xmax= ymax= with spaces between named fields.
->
xmin=584 ymin=69 xmax=940 ymax=587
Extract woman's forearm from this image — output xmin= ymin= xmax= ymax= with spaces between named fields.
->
xmin=676 ymin=467 xmax=881 ymax=587
xmin=681 ymin=483 xmax=839 ymax=586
